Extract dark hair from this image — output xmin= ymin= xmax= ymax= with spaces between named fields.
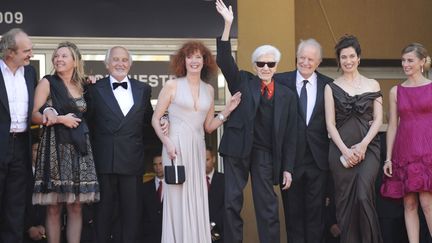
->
xmin=401 ymin=43 xmax=431 ymax=73
xmin=334 ymin=35 xmax=361 ymax=68
xmin=171 ymin=41 xmax=218 ymax=82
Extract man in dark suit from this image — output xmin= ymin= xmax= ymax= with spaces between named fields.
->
xmin=275 ymin=39 xmax=333 ymax=243
xmin=86 ymin=46 xmax=153 ymax=243
xmin=139 ymin=153 xmax=164 ymax=243
xmin=216 ymin=3 xmax=297 ymax=243
xmin=0 ymin=28 xmax=37 ymax=243
xmin=206 ymin=146 xmax=224 ymax=243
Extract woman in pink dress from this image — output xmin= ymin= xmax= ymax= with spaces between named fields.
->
xmin=381 ymin=43 xmax=432 ymax=242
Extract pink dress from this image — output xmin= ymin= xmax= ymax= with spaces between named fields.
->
xmin=381 ymin=83 xmax=432 ymax=198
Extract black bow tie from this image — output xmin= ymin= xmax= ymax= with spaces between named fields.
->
xmin=113 ymin=82 xmax=128 ymax=90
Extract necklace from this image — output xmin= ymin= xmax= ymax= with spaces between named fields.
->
xmin=346 ymin=76 xmax=362 ymax=89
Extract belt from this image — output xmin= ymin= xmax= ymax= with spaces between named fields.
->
xmin=9 ymin=131 xmax=28 ymax=138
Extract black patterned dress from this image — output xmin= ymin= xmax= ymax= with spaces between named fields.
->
xmin=33 ymin=96 xmax=99 ymax=205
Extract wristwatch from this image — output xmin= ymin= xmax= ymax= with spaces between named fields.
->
xmin=217 ymin=113 xmax=226 ymax=122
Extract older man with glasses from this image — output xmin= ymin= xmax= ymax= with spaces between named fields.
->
xmin=216 ymin=1 xmax=297 ymax=243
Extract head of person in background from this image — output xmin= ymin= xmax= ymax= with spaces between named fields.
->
xmin=153 ymin=154 xmax=164 ymax=180
xmin=401 ymin=43 xmax=431 ymax=79
xmin=171 ymin=41 xmax=218 ymax=82
xmin=296 ymin=38 xmax=322 ymax=80
xmin=334 ymin=35 xmax=362 ymax=74
xmin=0 ymin=28 xmax=33 ymax=71
xmin=251 ymin=45 xmax=281 ymax=84
xmin=206 ymin=146 xmax=216 ymax=175
xmin=104 ymin=46 xmax=133 ymax=82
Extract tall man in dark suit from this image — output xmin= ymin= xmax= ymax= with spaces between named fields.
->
xmin=275 ymin=39 xmax=333 ymax=243
xmin=216 ymin=2 xmax=297 ymax=243
xmin=139 ymin=153 xmax=164 ymax=243
xmin=86 ymin=46 xmax=153 ymax=243
xmin=206 ymin=146 xmax=224 ymax=243
xmin=0 ymin=28 xmax=37 ymax=243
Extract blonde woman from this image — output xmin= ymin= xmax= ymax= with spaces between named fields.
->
xmin=32 ymin=42 xmax=99 ymax=243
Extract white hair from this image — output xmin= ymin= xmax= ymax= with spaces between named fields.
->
xmin=297 ymin=38 xmax=323 ymax=61
xmin=104 ymin=46 xmax=133 ymax=66
xmin=251 ymin=45 xmax=281 ymax=64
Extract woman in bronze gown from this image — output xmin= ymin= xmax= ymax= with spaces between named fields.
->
xmin=324 ymin=35 xmax=383 ymax=243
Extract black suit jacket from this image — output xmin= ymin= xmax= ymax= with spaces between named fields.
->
xmin=139 ymin=178 xmax=163 ymax=243
xmin=208 ymin=171 xmax=224 ymax=233
xmin=274 ymin=70 xmax=332 ymax=170
xmin=86 ymin=77 xmax=153 ymax=175
xmin=216 ymin=38 xmax=297 ymax=184
xmin=0 ymin=65 xmax=37 ymax=162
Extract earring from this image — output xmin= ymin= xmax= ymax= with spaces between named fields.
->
xmin=358 ymin=60 xmax=360 ymax=65
xmin=421 ymin=65 xmax=424 ymax=73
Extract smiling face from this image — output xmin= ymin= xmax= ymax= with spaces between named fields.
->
xmin=185 ymin=50 xmax=204 ymax=75
xmin=53 ymin=47 xmax=75 ymax=74
xmin=106 ymin=47 xmax=131 ymax=81
xmin=339 ymin=47 xmax=360 ymax=74
xmin=402 ymin=51 xmax=425 ymax=77
xmin=297 ymin=45 xmax=321 ymax=79
xmin=254 ymin=53 xmax=277 ymax=82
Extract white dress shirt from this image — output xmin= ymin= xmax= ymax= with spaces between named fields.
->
xmin=0 ymin=60 xmax=29 ymax=132
xmin=110 ymin=75 xmax=134 ymax=116
xmin=296 ymin=71 xmax=317 ymax=125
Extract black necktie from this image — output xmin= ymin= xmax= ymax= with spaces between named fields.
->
xmin=113 ymin=82 xmax=128 ymax=90
xmin=300 ymin=80 xmax=308 ymax=117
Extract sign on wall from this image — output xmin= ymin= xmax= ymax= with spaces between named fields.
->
xmin=0 ymin=0 xmax=237 ymax=38
xmin=83 ymin=58 xmax=224 ymax=104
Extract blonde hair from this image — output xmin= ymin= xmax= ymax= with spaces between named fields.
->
xmin=52 ymin=42 xmax=86 ymax=88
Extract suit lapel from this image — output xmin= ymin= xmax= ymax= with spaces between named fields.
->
xmin=250 ymin=76 xmax=261 ymax=113
xmin=96 ymin=79 xmax=124 ymax=119
xmin=309 ymin=75 xmax=325 ymax=122
xmin=0 ymin=71 xmax=9 ymax=113
xmin=24 ymin=66 xmax=35 ymax=123
xmin=273 ymin=82 xmax=286 ymax=138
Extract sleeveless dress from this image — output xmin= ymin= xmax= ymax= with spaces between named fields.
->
xmin=161 ymin=77 xmax=212 ymax=243
xmin=33 ymin=96 xmax=100 ymax=205
xmin=381 ymin=83 xmax=432 ymax=198
xmin=328 ymin=83 xmax=383 ymax=243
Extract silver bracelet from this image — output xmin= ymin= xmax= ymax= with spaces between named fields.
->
xmin=216 ymin=113 xmax=226 ymax=122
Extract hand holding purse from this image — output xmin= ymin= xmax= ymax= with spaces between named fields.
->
xmin=164 ymin=157 xmax=186 ymax=184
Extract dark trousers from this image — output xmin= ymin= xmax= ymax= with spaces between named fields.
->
xmin=95 ymin=174 xmax=141 ymax=243
xmin=223 ymin=149 xmax=279 ymax=243
xmin=281 ymin=150 xmax=327 ymax=243
xmin=0 ymin=133 xmax=31 ymax=243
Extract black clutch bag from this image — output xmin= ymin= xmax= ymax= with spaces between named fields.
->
xmin=164 ymin=158 xmax=185 ymax=184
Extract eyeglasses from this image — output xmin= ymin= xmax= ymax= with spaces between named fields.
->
xmin=255 ymin=62 xmax=276 ymax=68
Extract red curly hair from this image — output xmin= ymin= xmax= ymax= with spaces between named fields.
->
xmin=171 ymin=41 xmax=218 ymax=82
